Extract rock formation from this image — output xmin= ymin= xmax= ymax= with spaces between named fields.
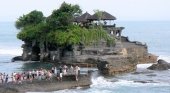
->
xmin=13 ymin=3 xmax=158 ymax=76
xmin=12 ymin=36 xmax=158 ymax=76
xmin=96 ymin=37 xmax=157 ymax=75
xmin=73 ymin=36 xmax=157 ymax=75
xmin=147 ymin=59 xmax=170 ymax=70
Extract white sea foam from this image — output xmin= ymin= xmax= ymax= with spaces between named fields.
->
xmin=0 ymin=48 xmax=22 ymax=56
xmin=115 ymin=79 xmax=170 ymax=87
xmin=136 ymin=55 xmax=170 ymax=69
xmin=91 ymin=76 xmax=142 ymax=89
xmin=91 ymin=76 xmax=113 ymax=88
xmin=91 ymin=74 xmax=170 ymax=88
xmin=158 ymin=55 xmax=170 ymax=63
xmin=137 ymin=63 xmax=153 ymax=69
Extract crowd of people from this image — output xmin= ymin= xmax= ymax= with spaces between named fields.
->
xmin=0 ymin=65 xmax=80 ymax=84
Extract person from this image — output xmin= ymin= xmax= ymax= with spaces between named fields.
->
xmin=11 ymin=72 xmax=16 ymax=84
xmin=32 ymin=69 xmax=36 ymax=79
xmin=5 ymin=74 xmax=9 ymax=83
xmin=54 ymin=67 xmax=57 ymax=75
xmin=56 ymin=72 xmax=60 ymax=81
xmin=70 ymin=65 xmax=74 ymax=75
xmin=59 ymin=66 xmax=63 ymax=81
xmin=77 ymin=66 xmax=80 ymax=76
xmin=51 ymin=67 xmax=55 ymax=74
xmin=75 ymin=65 xmax=79 ymax=81
xmin=29 ymin=71 xmax=33 ymax=82
xmin=63 ymin=65 xmax=67 ymax=75
xmin=16 ymin=73 xmax=22 ymax=84
xmin=104 ymin=21 xmax=107 ymax=25
xmin=1 ymin=73 xmax=6 ymax=84
xmin=113 ymin=23 xmax=116 ymax=27
xmin=47 ymin=70 xmax=52 ymax=80
xmin=0 ymin=73 xmax=3 ymax=83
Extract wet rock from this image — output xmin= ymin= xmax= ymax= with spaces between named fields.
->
xmin=132 ymin=71 xmax=154 ymax=75
xmin=132 ymin=72 xmax=141 ymax=74
xmin=146 ymin=74 xmax=157 ymax=77
xmin=11 ymin=56 xmax=23 ymax=62
xmin=97 ymin=55 xmax=138 ymax=75
xmin=157 ymin=59 xmax=169 ymax=64
xmin=0 ymin=75 xmax=91 ymax=93
xmin=0 ymin=86 xmax=18 ymax=93
xmin=147 ymin=59 xmax=170 ymax=70
xmin=134 ymin=80 xmax=157 ymax=83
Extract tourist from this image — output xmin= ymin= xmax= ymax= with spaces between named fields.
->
xmin=1 ymin=73 xmax=5 ymax=84
xmin=0 ymin=65 xmax=83 ymax=84
xmin=11 ymin=72 xmax=16 ymax=84
xmin=70 ymin=65 xmax=74 ymax=75
xmin=63 ymin=65 xmax=68 ymax=75
xmin=13 ymin=72 xmax=17 ymax=83
xmin=37 ymin=70 xmax=41 ymax=80
xmin=75 ymin=65 xmax=79 ymax=81
xmin=29 ymin=71 xmax=33 ymax=82
xmin=47 ymin=70 xmax=52 ymax=80
xmin=54 ymin=67 xmax=57 ymax=75
xmin=22 ymin=72 xmax=26 ymax=80
xmin=51 ymin=67 xmax=55 ymax=74
xmin=0 ymin=73 xmax=3 ymax=83
xmin=16 ymin=73 xmax=22 ymax=84
xmin=35 ymin=69 xmax=39 ymax=79
xmin=59 ymin=66 xmax=63 ymax=81
xmin=77 ymin=66 xmax=80 ymax=76
xmin=5 ymin=74 xmax=9 ymax=83
xmin=56 ymin=72 xmax=60 ymax=81
xmin=32 ymin=69 xmax=36 ymax=79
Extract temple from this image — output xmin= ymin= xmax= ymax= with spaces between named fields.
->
xmin=74 ymin=11 xmax=124 ymax=40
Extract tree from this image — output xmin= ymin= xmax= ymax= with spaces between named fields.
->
xmin=94 ymin=10 xmax=103 ymax=21
xmin=15 ymin=10 xmax=44 ymax=29
xmin=15 ymin=2 xmax=115 ymax=62
xmin=46 ymin=2 xmax=82 ymax=30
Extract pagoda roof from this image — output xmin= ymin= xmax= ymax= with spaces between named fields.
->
xmin=74 ymin=12 xmax=91 ymax=23
xmin=87 ymin=11 xmax=116 ymax=20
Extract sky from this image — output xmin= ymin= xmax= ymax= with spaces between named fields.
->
xmin=0 ymin=0 xmax=170 ymax=22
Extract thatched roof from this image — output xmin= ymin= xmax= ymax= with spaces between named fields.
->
xmin=74 ymin=12 xmax=91 ymax=23
xmin=87 ymin=11 xmax=116 ymax=20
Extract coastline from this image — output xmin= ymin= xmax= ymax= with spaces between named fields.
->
xmin=0 ymin=75 xmax=91 ymax=93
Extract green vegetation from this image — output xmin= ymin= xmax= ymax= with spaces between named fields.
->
xmin=16 ymin=2 xmax=115 ymax=53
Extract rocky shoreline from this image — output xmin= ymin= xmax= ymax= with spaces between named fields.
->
xmin=0 ymin=75 xmax=91 ymax=93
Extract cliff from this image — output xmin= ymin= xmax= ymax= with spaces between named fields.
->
xmin=74 ymin=36 xmax=157 ymax=75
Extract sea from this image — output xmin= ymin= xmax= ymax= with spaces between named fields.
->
xmin=0 ymin=21 xmax=170 ymax=93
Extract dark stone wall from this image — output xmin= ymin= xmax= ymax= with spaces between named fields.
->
xmin=97 ymin=55 xmax=137 ymax=75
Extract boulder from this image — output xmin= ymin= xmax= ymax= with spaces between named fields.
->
xmin=147 ymin=59 xmax=170 ymax=70
xmin=97 ymin=55 xmax=138 ymax=75
xmin=157 ymin=59 xmax=168 ymax=64
xmin=11 ymin=56 xmax=23 ymax=62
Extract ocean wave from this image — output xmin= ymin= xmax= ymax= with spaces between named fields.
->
xmin=0 ymin=48 xmax=22 ymax=56
xmin=114 ymin=79 xmax=170 ymax=87
xmin=91 ymin=76 xmax=113 ymax=88
xmin=137 ymin=64 xmax=153 ymax=69
xmin=158 ymin=55 xmax=170 ymax=63
xmin=91 ymin=75 xmax=170 ymax=88
xmin=28 ymin=74 xmax=170 ymax=93
xmin=136 ymin=55 xmax=170 ymax=69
